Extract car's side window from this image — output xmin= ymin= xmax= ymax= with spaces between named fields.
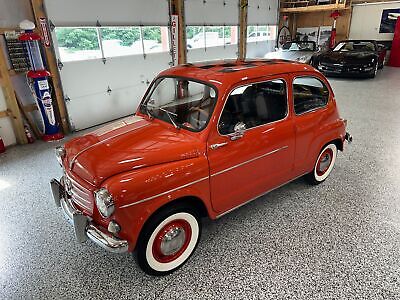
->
xmin=219 ymin=79 xmax=287 ymax=135
xmin=293 ymin=76 xmax=329 ymax=115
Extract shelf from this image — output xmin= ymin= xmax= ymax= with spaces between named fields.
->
xmin=281 ymin=3 xmax=347 ymax=12
xmin=280 ymin=0 xmax=348 ymax=13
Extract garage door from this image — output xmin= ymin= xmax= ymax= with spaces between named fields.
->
xmin=45 ymin=0 xmax=171 ymax=130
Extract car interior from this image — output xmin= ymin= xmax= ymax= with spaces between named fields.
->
xmin=219 ymin=80 xmax=287 ymax=135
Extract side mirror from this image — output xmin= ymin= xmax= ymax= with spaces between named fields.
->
xmin=231 ymin=122 xmax=246 ymax=141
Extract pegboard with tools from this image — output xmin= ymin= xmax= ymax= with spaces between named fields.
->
xmin=4 ymin=31 xmax=31 ymax=73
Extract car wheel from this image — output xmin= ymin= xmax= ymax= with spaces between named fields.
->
xmin=378 ymin=57 xmax=385 ymax=70
xmin=369 ymin=62 xmax=378 ymax=78
xmin=306 ymin=143 xmax=337 ymax=185
xmin=136 ymin=204 xmax=201 ymax=276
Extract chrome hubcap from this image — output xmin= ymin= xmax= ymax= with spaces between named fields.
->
xmin=160 ymin=227 xmax=186 ymax=256
xmin=319 ymin=153 xmax=331 ymax=173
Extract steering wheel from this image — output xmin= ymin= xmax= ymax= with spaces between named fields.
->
xmin=189 ymin=107 xmax=208 ymax=118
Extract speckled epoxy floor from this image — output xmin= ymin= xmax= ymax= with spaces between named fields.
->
xmin=1 ymin=67 xmax=400 ymax=299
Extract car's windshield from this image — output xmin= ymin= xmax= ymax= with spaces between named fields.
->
xmin=333 ymin=41 xmax=376 ymax=52
xmin=140 ymin=77 xmax=217 ymax=131
xmin=282 ymin=41 xmax=315 ymax=51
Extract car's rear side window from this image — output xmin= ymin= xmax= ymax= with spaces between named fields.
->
xmin=219 ymin=79 xmax=287 ymax=135
xmin=293 ymin=77 xmax=329 ymax=115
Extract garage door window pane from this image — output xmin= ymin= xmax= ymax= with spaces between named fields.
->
xmin=142 ymin=26 xmax=170 ymax=53
xmin=101 ymin=27 xmax=142 ymax=57
xmin=293 ymin=77 xmax=329 ymax=115
xmin=224 ymin=26 xmax=238 ymax=45
xmin=186 ymin=26 xmax=205 ymax=49
xmin=55 ymin=27 xmax=101 ymax=62
xmin=219 ymin=79 xmax=287 ymax=135
xmin=204 ymin=26 xmax=224 ymax=48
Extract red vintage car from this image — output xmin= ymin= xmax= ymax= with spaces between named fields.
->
xmin=51 ymin=59 xmax=352 ymax=275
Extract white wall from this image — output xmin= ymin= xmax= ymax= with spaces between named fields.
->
xmin=349 ymin=1 xmax=400 ymax=41
xmin=0 ymin=0 xmax=33 ymax=28
xmin=0 ymin=0 xmax=33 ymax=146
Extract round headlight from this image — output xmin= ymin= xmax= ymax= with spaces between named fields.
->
xmin=55 ymin=146 xmax=66 ymax=165
xmin=95 ymin=188 xmax=115 ymax=218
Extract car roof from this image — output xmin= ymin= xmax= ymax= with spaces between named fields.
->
xmin=159 ymin=59 xmax=314 ymax=87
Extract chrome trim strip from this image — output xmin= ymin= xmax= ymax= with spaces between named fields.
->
xmin=69 ymin=123 xmax=149 ymax=170
xmin=210 ymin=146 xmax=288 ymax=177
xmin=216 ymin=172 xmax=308 ymax=218
xmin=119 ymin=176 xmax=209 ymax=209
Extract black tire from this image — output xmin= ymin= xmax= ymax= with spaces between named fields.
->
xmin=136 ymin=203 xmax=202 ymax=276
xmin=306 ymin=143 xmax=337 ymax=185
xmin=368 ymin=62 xmax=378 ymax=78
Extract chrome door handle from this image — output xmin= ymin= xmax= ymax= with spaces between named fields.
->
xmin=210 ymin=142 xmax=228 ymax=150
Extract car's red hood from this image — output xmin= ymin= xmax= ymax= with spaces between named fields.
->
xmin=64 ymin=116 xmax=203 ymax=186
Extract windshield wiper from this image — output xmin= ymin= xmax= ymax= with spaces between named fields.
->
xmin=147 ymin=104 xmax=180 ymax=129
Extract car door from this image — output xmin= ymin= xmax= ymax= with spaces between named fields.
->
xmin=207 ymin=77 xmax=295 ymax=214
xmin=291 ymin=73 xmax=335 ymax=175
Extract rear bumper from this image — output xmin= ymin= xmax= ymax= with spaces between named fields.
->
xmin=50 ymin=178 xmax=128 ymax=254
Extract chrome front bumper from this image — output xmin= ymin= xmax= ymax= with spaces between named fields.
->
xmin=50 ymin=178 xmax=128 ymax=254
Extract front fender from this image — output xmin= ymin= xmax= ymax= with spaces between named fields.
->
xmin=101 ymin=156 xmax=212 ymax=251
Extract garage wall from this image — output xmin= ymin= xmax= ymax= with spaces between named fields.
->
xmin=349 ymin=1 xmax=400 ymax=42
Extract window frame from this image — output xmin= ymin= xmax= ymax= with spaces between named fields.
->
xmin=217 ymin=77 xmax=289 ymax=137
xmin=292 ymin=75 xmax=331 ymax=116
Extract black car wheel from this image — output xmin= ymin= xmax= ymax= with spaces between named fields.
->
xmin=368 ymin=62 xmax=378 ymax=78
xmin=378 ymin=56 xmax=385 ymax=70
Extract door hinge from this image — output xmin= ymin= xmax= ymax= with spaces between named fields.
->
xmin=57 ymin=59 xmax=63 ymax=70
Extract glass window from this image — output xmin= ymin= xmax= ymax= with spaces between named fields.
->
xmin=55 ymin=27 xmax=101 ymax=62
xmin=293 ymin=77 xmax=329 ymax=115
xmin=247 ymin=25 xmax=273 ymax=43
xmin=140 ymin=77 xmax=217 ymax=131
xmin=186 ymin=26 xmax=205 ymax=49
xmin=333 ymin=41 xmax=376 ymax=52
xmin=224 ymin=26 xmax=238 ymax=45
xmin=142 ymin=26 xmax=170 ymax=54
xmin=204 ymin=26 xmax=224 ymax=48
xmin=219 ymin=79 xmax=287 ymax=135
xmin=101 ymin=27 xmax=142 ymax=57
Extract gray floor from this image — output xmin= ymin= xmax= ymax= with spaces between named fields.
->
xmin=1 ymin=67 xmax=400 ymax=299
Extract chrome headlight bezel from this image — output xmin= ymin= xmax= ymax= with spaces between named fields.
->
xmin=94 ymin=188 xmax=115 ymax=218
xmin=55 ymin=146 xmax=66 ymax=165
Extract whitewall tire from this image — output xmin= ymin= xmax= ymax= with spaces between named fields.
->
xmin=136 ymin=206 xmax=201 ymax=276
xmin=306 ymin=143 xmax=337 ymax=185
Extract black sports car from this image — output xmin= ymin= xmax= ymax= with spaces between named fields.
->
xmin=311 ymin=40 xmax=386 ymax=78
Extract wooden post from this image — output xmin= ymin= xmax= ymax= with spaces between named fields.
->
xmin=0 ymin=47 xmax=28 ymax=144
xmin=170 ymin=0 xmax=187 ymax=64
xmin=239 ymin=0 xmax=249 ymax=60
xmin=30 ymin=0 xmax=69 ymax=134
